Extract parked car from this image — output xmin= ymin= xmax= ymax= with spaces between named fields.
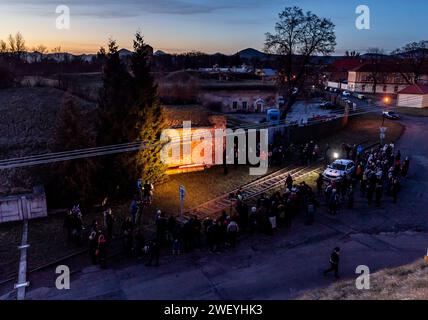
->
xmin=382 ymin=111 xmax=400 ymax=120
xmin=342 ymin=91 xmax=351 ymax=97
xmin=322 ymin=159 xmax=356 ymax=182
xmin=356 ymin=94 xmax=366 ymax=100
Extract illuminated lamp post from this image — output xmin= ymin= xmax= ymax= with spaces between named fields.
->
xmin=380 ymin=96 xmax=391 ymax=144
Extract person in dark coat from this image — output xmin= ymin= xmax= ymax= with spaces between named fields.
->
xmin=97 ymin=231 xmax=107 ymax=269
xmin=88 ymin=220 xmax=99 ymax=265
xmin=401 ymin=157 xmax=410 ymax=177
xmin=146 ymin=239 xmax=160 ymax=267
xmin=105 ymin=208 xmax=114 ymax=239
xmin=134 ymin=228 xmax=145 ymax=260
xmin=316 ymin=173 xmax=324 ymax=196
xmin=323 ymin=247 xmax=340 ymax=279
xmin=391 ymin=178 xmax=400 ymax=204
xmin=375 ymin=182 xmax=383 ymax=207
xmin=285 ymin=174 xmax=293 ymax=191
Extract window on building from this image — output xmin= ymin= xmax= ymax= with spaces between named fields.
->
xmin=394 ymin=85 xmax=399 ymax=93
xmin=242 ymin=101 xmax=248 ymax=110
xmin=232 ymin=101 xmax=238 ymax=110
xmin=383 ymin=85 xmax=388 ymax=92
xmin=362 ymin=85 xmax=366 ymax=92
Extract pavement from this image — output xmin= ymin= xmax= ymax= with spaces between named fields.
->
xmin=23 ymin=114 xmax=428 ymax=300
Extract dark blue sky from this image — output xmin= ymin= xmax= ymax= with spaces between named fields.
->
xmin=0 ymin=0 xmax=426 ymax=54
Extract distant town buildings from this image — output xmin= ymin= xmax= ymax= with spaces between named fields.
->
xmin=325 ymin=59 xmax=428 ymax=95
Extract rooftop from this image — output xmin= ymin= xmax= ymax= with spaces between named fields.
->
xmin=398 ymin=84 xmax=428 ymax=95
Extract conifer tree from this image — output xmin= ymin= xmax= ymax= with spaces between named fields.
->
xmin=48 ymin=95 xmax=97 ymax=206
xmin=129 ymin=31 xmax=167 ymax=184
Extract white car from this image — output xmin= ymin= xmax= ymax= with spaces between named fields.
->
xmin=342 ymin=91 xmax=351 ymax=97
xmin=322 ymin=159 xmax=355 ymax=182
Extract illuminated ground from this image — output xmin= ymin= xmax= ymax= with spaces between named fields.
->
xmin=18 ymin=114 xmax=428 ymax=300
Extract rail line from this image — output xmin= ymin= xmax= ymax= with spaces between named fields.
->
xmin=184 ymin=163 xmax=324 ymax=220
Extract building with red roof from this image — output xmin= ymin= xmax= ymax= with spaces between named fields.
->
xmin=397 ymin=84 xmax=428 ymax=108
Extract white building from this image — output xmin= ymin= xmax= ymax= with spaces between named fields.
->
xmin=397 ymin=84 xmax=428 ymax=108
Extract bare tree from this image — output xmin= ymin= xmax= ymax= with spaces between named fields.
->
xmin=15 ymin=32 xmax=26 ymax=53
xmin=365 ymin=47 xmax=386 ymax=94
xmin=7 ymin=32 xmax=26 ymax=59
xmin=392 ymin=40 xmax=428 ymax=84
xmin=265 ymin=6 xmax=336 ymax=114
xmin=345 ymin=50 xmax=361 ymax=58
xmin=33 ymin=44 xmax=48 ymax=54
xmin=8 ymin=34 xmax=16 ymax=53
xmin=0 ymin=40 xmax=7 ymax=53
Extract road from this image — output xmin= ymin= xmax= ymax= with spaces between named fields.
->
xmin=19 ymin=114 xmax=428 ymax=300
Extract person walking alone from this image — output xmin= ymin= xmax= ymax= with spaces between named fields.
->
xmin=323 ymin=247 xmax=341 ymax=279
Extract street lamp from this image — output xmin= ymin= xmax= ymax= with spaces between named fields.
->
xmin=383 ymin=96 xmax=391 ymax=105
xmin=333 ymin=152 xmax=339 ymax=159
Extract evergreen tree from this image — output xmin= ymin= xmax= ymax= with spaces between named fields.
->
xmin=97 ymin=33 xmax=166 ymax=195
xmin=97 ymin=39 xmax=133 ymax=193
xmin=47 ymin=95 xmax=97 ymax=207
xmin=129 ymin=31 xmax=167 ymax=184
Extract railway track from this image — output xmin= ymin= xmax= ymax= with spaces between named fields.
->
xmin=185 ymin=163 xmax=323 ymax=220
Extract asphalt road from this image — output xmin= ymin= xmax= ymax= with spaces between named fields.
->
xmin=18 ymin=114 xmax=428 ymax=300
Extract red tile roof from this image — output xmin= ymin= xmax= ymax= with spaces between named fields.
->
xmin=398 ymin=84 xmax=428 ymax=95
xmin=332 ymin=59 xmax=363 ymax=71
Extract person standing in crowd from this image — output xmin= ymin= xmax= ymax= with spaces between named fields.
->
xmin=346 ymin=185 xmax=354 ymax=209
xmin=97 ymin=231 xmax=107 ymax=269
xmin=367 ymin=179 xmax=375 ymax=205
xmin=237 ymin=201 xmax=249 ymax=233
xmin=172 ymin=227 xmax=182 ymax=256
xmin=121 ymin=217 xmax=134 ymax=255
xmin=391 ymin=178 xmax=400 ymax=204
xmin=360 ymin=171 xmax=368 ymax=197
xmin=316 ymin=173 xmax=324 ymax=196
xmin=324 ymin=143 xmax=331 ymax=165
xmin=63 ymin=210 xmax=73 ymax=241
xmin=146 ymin=239 xmax=160 ymax=267
xmin=323 ymin=247 xmax=340 ymax=279
xmin=88 ymin=220 xmax=99 ymax=265
xmin=401 ymin=157 xmax=410 ymax=178
xmin=328 ymin=189 xmax=339 ymax=215
xmin=375 ymin=181 xmax=383 ymax=207
xmin=226 ymin=220 xmax=239 ymax=248
xmin=285 ymin=174 xmax=293 ymax=191
xmin=134 ymin=227 xmax=145 ymax=260
xmin=104 ymin=208 xmax=114 ymax=239
xmin=155 ymin=211 xmax=168 ymax=244
xmin=129 ymin=197 xmax=138 ymax=225
xmin=305 ymin=196 xmax=317 ymax=225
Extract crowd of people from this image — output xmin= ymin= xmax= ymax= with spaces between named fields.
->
xmin=63 ymin=141 xmax=410 ymax=271
xmin=318 ymin=142 xmax=409 ymax=216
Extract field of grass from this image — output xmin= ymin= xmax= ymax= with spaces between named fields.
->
xmin=300 ymin=260 xmax=428 ymax=300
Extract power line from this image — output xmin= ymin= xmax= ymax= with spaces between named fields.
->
xmin=0 ymin=104 xmax=394 ymax=170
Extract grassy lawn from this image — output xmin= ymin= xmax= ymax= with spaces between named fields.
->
xmin=395 ymin=107 xmax=428 ymax=117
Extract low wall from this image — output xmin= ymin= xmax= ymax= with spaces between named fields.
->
xmin=0 ymin=186 xmax=47 ymax=223
xmin=281 ymin=110 xmax=349 ymax=145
